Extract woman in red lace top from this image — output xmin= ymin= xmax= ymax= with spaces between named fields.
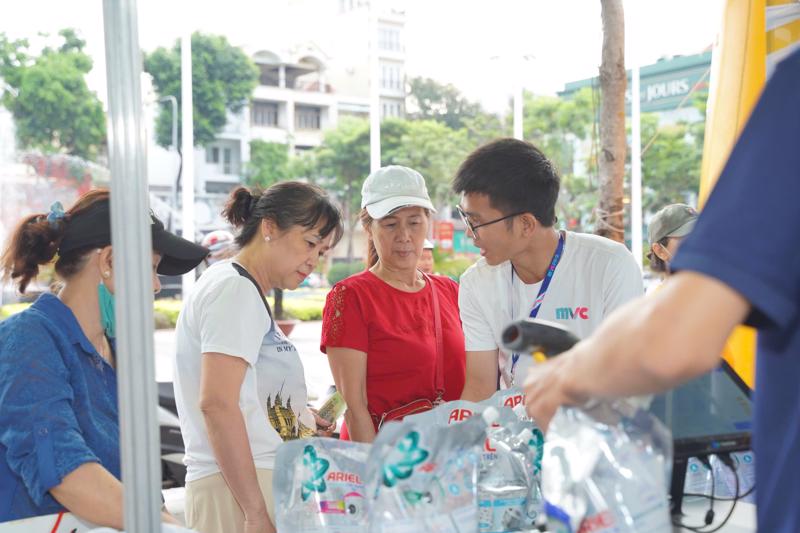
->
xmin=320 ymin=166 xmax=466 ymax=442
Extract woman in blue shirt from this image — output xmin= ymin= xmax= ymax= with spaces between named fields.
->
xmin=0 ymin=189 xmax=207 ymax=527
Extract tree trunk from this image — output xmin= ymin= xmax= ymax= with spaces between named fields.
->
xmin=596 ymin=0 xmax=627 ymax=243
xmin=274 ymin=288 xmax=285 ymax=320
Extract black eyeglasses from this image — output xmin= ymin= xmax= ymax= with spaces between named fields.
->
xmin=455 ymin=205 xmax=525 ymax=240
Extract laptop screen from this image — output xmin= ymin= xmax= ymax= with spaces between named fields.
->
xmin=648 ymin=362 xmax=752 ymax=459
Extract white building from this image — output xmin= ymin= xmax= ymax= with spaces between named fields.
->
xmin=151 ymin=0 xmax=408 ymax=203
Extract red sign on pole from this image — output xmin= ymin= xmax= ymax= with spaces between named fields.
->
xmin=434 ymin=220 xmax=454 ymax=252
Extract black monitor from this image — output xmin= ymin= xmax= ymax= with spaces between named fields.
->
xmin=647 ymin=361 xmax=753 ymax=514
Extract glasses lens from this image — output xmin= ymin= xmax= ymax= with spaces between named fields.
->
xmin=456 ymin=206 xmax=477 ymax=239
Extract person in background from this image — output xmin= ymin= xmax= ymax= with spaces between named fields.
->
xmin=419 ymin=238 xmax=436 ymax=275
xmin=201 ymin=229 xmax=237 ymax=267
xmin=173 ymin=182 xmax=343 ymax=533
xmin=454 ymin=138 xmax=643 ymax=401
xmin=523 ymin=47 xmax=800 ymax=533
xmin=646 ymin=203 xmax=697 ymax=283
xmin=0 ymin=189 xmax=207 ymax=527
xmin=321 ymin=166 xmax=466 ymax=443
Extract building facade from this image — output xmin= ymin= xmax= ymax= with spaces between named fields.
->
xmin=560 ymin=50 xmax=712 ymax=124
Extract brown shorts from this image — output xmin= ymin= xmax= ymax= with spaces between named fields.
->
xmin=184 ymin=469 xmax=275 ymax=533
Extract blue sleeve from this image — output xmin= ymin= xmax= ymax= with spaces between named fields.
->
xmin=0 ymin=317 xmax=99 ymax=506
xmin=671 ymin=52 xmax=800 ymax=331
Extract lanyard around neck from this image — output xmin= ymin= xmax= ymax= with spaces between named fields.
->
xmin=506 ymin=231 xmax=565 ymax=384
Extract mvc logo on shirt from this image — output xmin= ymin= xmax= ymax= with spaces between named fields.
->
xmin=555 ymin=306 xmax=589 ymax=320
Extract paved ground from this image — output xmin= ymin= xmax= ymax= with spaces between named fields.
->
xmin=154 ymin=320 xmax=334 ymax=402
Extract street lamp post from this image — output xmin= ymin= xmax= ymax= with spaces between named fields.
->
xmin=491 ymin=54 xmax=533 ymax=140
xmin=158 ymin=95 xmax=179 ymax=230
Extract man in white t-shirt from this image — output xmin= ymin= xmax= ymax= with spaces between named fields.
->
xmin=454 ymin=138 xmax=643 ymax=400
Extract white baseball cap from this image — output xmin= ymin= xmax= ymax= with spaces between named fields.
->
xmin=361 ymin=165 xmax=436 ymax=219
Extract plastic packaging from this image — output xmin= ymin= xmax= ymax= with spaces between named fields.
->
xmin=405 ymin=393 xmax=545 ymax=533
xmin=477 ymin=407 xmax=544 ymax=532
xmin=365 ymin=408 xmax=496 ymax=532
xmin=274 ymin=438 xmax=371 ymax=532
xmin=542 ymin=400 xmax=673 ymax=533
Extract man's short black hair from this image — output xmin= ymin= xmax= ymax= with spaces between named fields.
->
xmin=452 ymin=138 xmax=560 ymax=227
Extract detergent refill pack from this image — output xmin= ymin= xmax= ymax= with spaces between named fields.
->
xmin=274 ymin=438 xmax=371 ymax=532
xmin=541 ymin=400 xmax=673 ymax=533
xmin=364 ymin=406 xmax=498 ymax=533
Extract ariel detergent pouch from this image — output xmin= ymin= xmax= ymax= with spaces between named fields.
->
xmin=274 ymin=438 xmax=371 ymax=532
xmin=365 ymin=407 xmax=498 ymax=533
xmin=405 ymin=394 xmax=544 ymax=533
xmin=542 ymin=401 xmax=672 ymax=533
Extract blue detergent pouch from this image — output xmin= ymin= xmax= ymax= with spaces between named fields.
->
xmin=274 ymin=438 xmax=371 ymax=532
xmin=365 ymin=407 xmax=498 ymax=533
xmin=542 ymin=400 xmax=673 ymax=533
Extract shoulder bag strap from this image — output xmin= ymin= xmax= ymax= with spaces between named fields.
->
xmin=421 ymin=271 xmax=445 ymax=403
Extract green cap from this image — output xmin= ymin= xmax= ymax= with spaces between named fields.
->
xmin=648 ymin=203 xmax=698 ymax=245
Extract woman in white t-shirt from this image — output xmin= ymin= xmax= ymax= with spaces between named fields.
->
xmin=173 ymin=182 xmax=343 ymax=533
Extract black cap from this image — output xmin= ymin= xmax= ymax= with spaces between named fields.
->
xmin=59 ymin=199 xmax=208 ymax=276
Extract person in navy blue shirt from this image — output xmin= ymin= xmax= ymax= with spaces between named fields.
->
xmin=522 ymin=48 xmax=800 ymax=533
xmin=0 ymin=189 xmax=207 ymax=527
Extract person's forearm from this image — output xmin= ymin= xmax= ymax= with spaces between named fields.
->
xmin=461 ymin=378 xmax=495 ymax=402
xmin=50 ymin=462 xmax=125 ymax=529
xmin=203 ymin=405 xmax=271 ymax=522
xmin=343 ymin=403 xmax=376 ymax=443
xmin=564 ymin=276 xmax=744 ymax=400
xmin=50 ymin=463 xmax=179 ymax=528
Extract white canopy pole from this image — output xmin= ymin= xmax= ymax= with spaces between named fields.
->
xmin=101 ymin=0 xmax=162 ymax=530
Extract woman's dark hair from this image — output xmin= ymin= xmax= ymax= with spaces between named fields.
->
xmin=360 ymin=209 xmax=379 ymax=268
xmin=452 ymin=138 xmax=560 ymax=227
xmin=647 ymin=237 xmax=671 ymax=273
xmin=223 ymin=182 xmax=344 ymax=248
xmin=1 ymin=189 xmax=110 ymax=293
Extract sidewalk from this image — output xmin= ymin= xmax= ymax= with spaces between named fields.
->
xmin=154 ymin=320 xmax=334 ymax=401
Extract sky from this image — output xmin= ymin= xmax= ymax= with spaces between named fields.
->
xmin=1 ymin=0 xmax=723 ymax=113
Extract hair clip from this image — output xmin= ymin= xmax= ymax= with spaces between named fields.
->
xmin=46 ymin=201 xmax=66 ymax=228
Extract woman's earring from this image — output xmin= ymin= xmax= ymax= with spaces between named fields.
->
xmin=103 ymin=271 xmax=111 ymax=278
xmin=264 ymin=235 xmax=271 ymax=242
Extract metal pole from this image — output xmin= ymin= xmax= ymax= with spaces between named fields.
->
xmin=631 ymin=63 xmax=643 ymax=269
xmin=101 ymin=0 xmax=162 ymax=531
xmin=369 ymin=0 xmax=381 ymax=172
xmin=158 ymin=95 xmax=179 ymax=230
xmin=181 ymin=32 xmax=196 ymax=297
xmin=513 ymin=82 xmax=524 ymax=140
xmin=158 ymin=95 xmax=178 ymax=153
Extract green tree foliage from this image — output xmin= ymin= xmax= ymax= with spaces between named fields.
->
xmin=382 ymin=119 xmax=472 ymax=209
xmin=523 ymin=88 xmax=595 ymax=175
xmin=521 ymin=88 xmax=599 ymax=231
xmin=640 ymin=113 xmax=703 ymax=212
xmin=303 ymin=117 xmax=370 ymax=260
xmin=297 ymin=115 xmax=474 ymax=260
xmin=245 ymin=140 xmax=290 ymax=189
xmin=144 ymin=32 xmax=258 ymax=148
xmin=407 ymin=76 xmax=491 ymax=131
xmin=0 ymin=29 xmax=106 ymax=159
